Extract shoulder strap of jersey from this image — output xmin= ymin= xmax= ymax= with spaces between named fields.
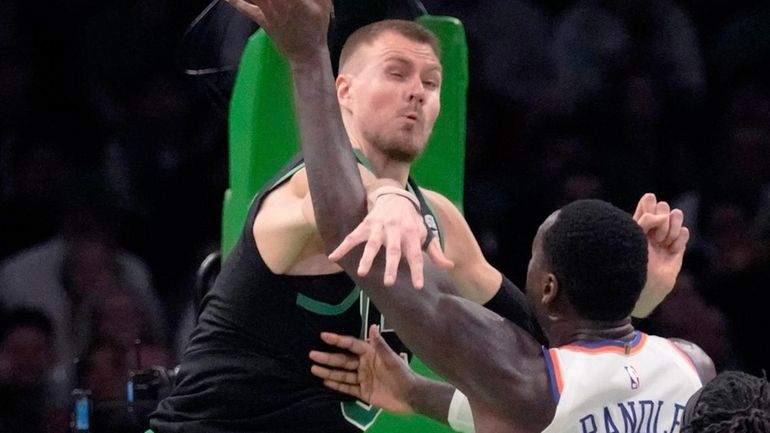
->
xmin=241 ymin=154 xmax=306 ymax=234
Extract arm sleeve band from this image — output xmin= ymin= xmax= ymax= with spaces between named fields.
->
xmin=482 ymin=275 xmax=548 ymax=345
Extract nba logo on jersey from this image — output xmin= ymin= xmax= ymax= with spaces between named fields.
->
xmin=624 ymin=365 xmax=641 ymax=389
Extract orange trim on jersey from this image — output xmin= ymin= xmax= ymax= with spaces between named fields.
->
xmin=667 ymin=340 xmax=699 ymax=375
xmin=548 ymin=348 xmax=564 ymax=394
xmin=560 ymin=333 xmax=648 ymax=355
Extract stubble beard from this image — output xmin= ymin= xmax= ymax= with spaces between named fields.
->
xmin=366 ymin=128 xmax=427 ymax=163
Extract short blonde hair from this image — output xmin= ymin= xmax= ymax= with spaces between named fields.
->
xmin=338 ymin=19 xmax=441 ymax=72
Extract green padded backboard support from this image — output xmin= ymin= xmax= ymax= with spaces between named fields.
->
xmin=223 ymin=16 xmax=468 ymax=433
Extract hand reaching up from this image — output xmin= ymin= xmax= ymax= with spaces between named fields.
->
xmin=224 ymin=0 xmax=332 ymax=61
xmin=632 ymin=193 xmax=690 ymax=317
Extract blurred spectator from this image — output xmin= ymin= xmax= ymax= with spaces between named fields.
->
xmin=708 ymin=2 xmax=770 ymax=91
xmin=429 ymin=0 xmax=552 ymax=107
xmin=675 ymin=79 xmax=770 ymax=266
xmin=672 ymin=79 xmax=770 ymax=372
xmin=706 ymin=262 xmax=770 ymax=376
xmin=77 ymin=336 xmax=173 ymax=433
xmin=92 ymin=290 xmax=174 ymax=370
xmin=95 ymin=291 xmax=154 ymax=351
xmin=548 ymin=0 xmax=705 ymax=206
xmin=0 ymin=308 xmax=69 ymax=433
xmin=551 ymin=0 xmax=705 ymax=116
xmin=0 ymin=209 xmax=166 ymax=406
xmin=79 ymin=340 xmax=128 ymax=402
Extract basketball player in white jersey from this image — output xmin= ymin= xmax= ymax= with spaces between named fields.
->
xmin=312 ymin=199 xmax=715 ymax=433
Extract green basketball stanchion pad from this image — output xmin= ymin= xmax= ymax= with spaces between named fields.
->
xmin=224 ymin=16 xmax=468 ymax=433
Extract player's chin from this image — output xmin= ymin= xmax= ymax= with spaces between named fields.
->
xmin=386 ymin=145 xmax=422 ymax=163
xmin=391 ymin=137 xmax=427 ymax=162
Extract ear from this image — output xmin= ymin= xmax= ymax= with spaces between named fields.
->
xmin=542 ymin=274 xmax=564 ymax=320
xmin=541 ymin=274 xmax=559 ymax=305
xmin=336 ymin=74 xmax=353 ymax=110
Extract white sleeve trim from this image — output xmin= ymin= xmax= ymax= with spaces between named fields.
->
xmin=447 ymin=389 xmax=475 ymax=433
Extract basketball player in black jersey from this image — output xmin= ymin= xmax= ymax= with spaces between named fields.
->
xmin=150 ymin=15 xmax=538 ymax=433
xmin=151 ymin=2 xmax=689 ymax=432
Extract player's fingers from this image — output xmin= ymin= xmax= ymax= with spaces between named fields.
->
xmin=426 ymin=239 xmax=454 ymax=270
xmin=371 ymin=325 xmax=406 ymax=367
xmin=663 ymin=209 xmax=684 ymax=247
xmin=322 ymin=380 xmax=362 ymax=400
xmin=633 ymin=193 xmax=657 ymax=221
xmin=320 ymin=332 xmax=370 ymax=356
xmin=308 ymin=350 xmax=359 ymax=370
xmin=669 ymin=227 xmax=690 ymax=254
xmin=310 ymin=365 xmax=358 ymax=385
xmin=383 ymin=225 xmax=402 ymax=286
xmin=224 ymin=0 xmax=267 ymax=24
xmin=654 ymin=201 xmax=671 ymax=243
xmin=329 ymin=225 xmax=369 ymax=261
xmin=403 ymin=236 xmax=424 ymax=289
xmin=370 ymin=324 xmax=383 ymax=345
xmin=357 ymin=225 xmax=384 ymax=277
xmin=636 ymin=213 xmax=668 ymax=233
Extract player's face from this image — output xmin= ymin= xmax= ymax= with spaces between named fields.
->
xmin=341 ymin=32 xmax=441 ymax=162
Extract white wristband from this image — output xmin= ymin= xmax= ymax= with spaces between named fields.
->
xmin=367 ymin=185 xmax=420 ymax=212
xmin=447 ymin=389 xmax=475 ymax=433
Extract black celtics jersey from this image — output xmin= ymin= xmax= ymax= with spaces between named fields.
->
xmin=150 ymin=154 xmax=443 ymax=433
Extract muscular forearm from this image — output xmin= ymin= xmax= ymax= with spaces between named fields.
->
xmin=290 ymin=50 xmax=368 ymax=248
xmin=408 ymin=376 xmax=455 ymax=426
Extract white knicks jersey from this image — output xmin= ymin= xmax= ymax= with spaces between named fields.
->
xmin=541 ymin=331 xmax=702 ymax=433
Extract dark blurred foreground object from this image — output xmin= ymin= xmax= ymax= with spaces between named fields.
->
xmin=177 ymin=0 xmax=427 ymax=115
xmin=683 ymin=370 xmax=770 ymax=433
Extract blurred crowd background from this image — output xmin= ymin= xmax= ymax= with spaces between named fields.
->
xmin=1 ymin=0 xmax=768 ymax=431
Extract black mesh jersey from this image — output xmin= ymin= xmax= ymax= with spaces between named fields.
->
xmin=151 ymin=154 xmax=443 ymax=433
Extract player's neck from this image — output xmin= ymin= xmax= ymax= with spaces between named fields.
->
xmin=370 ymin=154 xmax=410 ymax=185
xmin=549 ymin=317 xmax=635 ymax=347
xmin=351 ymin=141 xmax=410 ymax=186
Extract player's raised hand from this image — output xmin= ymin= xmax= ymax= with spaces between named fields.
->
xmin=632 ymin=193 xmax=690 ymax=317
xmin=223 ymin=0 xmax=332 ymax=60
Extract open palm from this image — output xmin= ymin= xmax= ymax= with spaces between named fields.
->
xmin=310 ymin=324 xmax=417 ymax=414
